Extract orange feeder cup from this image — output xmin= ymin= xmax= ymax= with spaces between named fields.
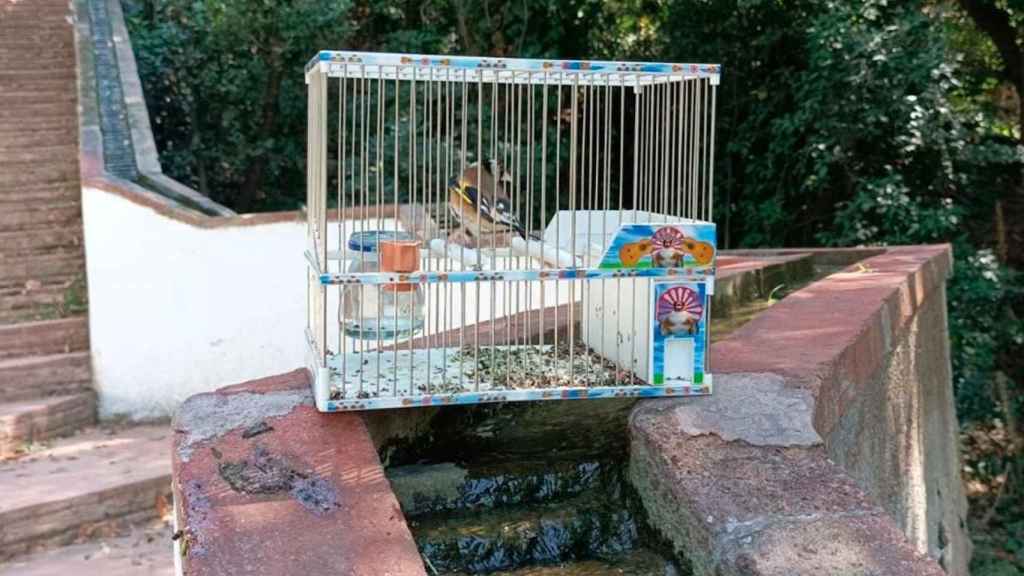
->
xmin=380 ymin=240 xmax=421 ymax=292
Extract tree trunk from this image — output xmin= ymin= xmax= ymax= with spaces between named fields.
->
xmin=236 ymin=63 xmax=284 ymax=212
xmin=189 ymin=103 xmax=210 ymax=198
xmin=453 ymin=0 xmax=478 ymax=54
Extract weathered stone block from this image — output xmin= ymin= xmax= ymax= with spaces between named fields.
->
xmin=171 ymin=369 xmax=426 ymax=576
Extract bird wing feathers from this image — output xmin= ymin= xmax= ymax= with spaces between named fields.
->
xmin=448 ymin=177 xmax=524 ymax=232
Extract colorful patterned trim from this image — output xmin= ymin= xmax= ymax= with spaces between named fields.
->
xmin=318 ymin=266 xmax=715 ymax=286
xmin=307 ymin=51 xmax=721 ymax=78
xmin=322 ymin=382 xmax=711 ymax=412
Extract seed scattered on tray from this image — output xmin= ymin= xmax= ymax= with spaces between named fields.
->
xmin=328 ymin=343 xmax=644 ymax=400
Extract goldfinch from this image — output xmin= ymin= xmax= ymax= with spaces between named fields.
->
xmin=448 ymin=159 xmax=531 ymax=239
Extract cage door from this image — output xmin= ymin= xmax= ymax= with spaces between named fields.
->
xmin=663 ymin=339 xmax=695 ymax=383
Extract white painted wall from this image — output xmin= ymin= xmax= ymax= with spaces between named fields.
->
xmin=82 ymin=187 xmax=311 ymax=419
xmin=82 ymin=186 xmax=574 ymax=419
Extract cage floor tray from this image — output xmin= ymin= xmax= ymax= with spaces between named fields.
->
xmin=324 ymin=345 xmax=710 ymax=411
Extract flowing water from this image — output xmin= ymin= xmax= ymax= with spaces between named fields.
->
xmin=381 ymin=401 xmax=682 ymax=575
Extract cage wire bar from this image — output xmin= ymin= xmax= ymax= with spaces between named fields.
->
xmin=305 ymin=51 xmax=720 ymax=412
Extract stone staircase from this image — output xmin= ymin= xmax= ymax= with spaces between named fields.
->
xmin=0 ymin=0 xmax=94 ymax=458
xmin=0 ymin=424 xmax=173 ymax=566
xmin=0 ymin=318 xmax=94 ymax=457
xmin=397 ymin=461 xmax=671 ymax=574
xmin=0 ymin=0 xmax=86 ymax=324
xmin=0 ymin=0 xmax=174 ymax=571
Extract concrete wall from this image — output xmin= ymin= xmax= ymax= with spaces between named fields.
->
xmin=826 ymin=284 xmax=969 ymax=572
xmin=82 ymin=186 xmax=308 ymax=419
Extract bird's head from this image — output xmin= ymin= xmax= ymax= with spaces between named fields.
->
xmin=486 ymin=158 xmax=513 ymax=186
xmin=462 ymin=159 xmax=512 ymax=200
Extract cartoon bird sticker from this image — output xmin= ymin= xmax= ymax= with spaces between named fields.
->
xmin=682 ymin=238 xmax=715 ymax=266
xmin=657 ymin=286 xmax=704 ymax=336
xmin=610 ymin=225 xmax=715 ymax=269
xmin=618 ymin=239 xmax=653 ymax=267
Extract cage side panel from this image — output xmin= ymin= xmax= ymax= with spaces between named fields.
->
xmin=306 ymin=71 xmax=329 ymax=366
xmin=650 ymin=281 xmax=709 ymax=386
xmin=583 ymin=277 xmax=651 ymax=382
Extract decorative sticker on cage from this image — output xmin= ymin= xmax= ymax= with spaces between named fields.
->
xmin=599 ymin=224 xmax=716 ymax=270
xmin=650 ymin=282 xmax=707 ymax=387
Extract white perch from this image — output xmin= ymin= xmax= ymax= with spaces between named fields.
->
xmin=429 ymin=238 xmax=488 ymax=268
xmin=510 ymin=236 xmax=580 ymax=268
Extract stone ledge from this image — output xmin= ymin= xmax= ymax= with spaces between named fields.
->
xmin=711 ymin=244 xmax=952 ymax=436
xmin=630 ymin=244 xmax=964 ymax=575
xmin=630 ymin=395 xmax=945 ymax=576
xmin=171 ymin=369 xmax=426 ymax=576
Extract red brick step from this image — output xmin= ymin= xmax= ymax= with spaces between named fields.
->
xmin=0 ymin=183 xmax=80 ymax=203
xmin=0 ymin=102 xmax=76 ymax=121
xmin=0 ymin=93 xmax=76 ymax=108
xmin=0 ymin=425 xmax=172 ymax=561
xmin=0 ymin=228 xmax=83 ymax=257
xmin=0 ymin=393 xmax=96 ymax=458
xmin=0 ymin=70 xmax=76 ymax=85
xmin=0 ymin=78 xmax=78 ymax=95
xmin=0 ymin=352 xmax=92 ymax=403
xmin=0 ymin=168 xmax=78 ymax=189
xmin=0 ymin=203 xmax=82 ymax=232
xmin=0 ymin=129 xmax=76 ymax=151
xmin=0 ymin=115 xmax=77 ymax=131
xmin=0 ymin=317 xmax=89 ymax=361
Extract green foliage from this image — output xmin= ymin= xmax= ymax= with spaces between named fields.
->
xmin=654 ymin=0 xmax=1022 ymax=422
xmin=950 ymin=247 xmax=1023 ymax=421
xmin=128 ymin=0 xmax=1024 ymax=395
xmin=125 ymin=0 xmax=607 ymax=211
xmin=127 ymin=0 xmax=361 ymax=210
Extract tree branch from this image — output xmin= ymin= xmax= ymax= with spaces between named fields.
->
xmin=453 ymin=0 xmax=478 ymax=54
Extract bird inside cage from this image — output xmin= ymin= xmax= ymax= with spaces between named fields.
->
xmin=447 ymin=158 xmax=540 ymax=248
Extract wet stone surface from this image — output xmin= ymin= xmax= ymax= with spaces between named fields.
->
xmin=217 ymin=445 xmax=340 ymax=515
xmin=413 ymin=492 xmax=641 ymax=573
xmin=182 ymin=480 xmax=213 ymax=558
xmin=172 ymin=370 xmax=427 ymax=575
xmin=378 ymin=398 xmax=636 ymax=467
xmin=392 ymin=461 xmax=606 ymax=518
xmin=448 ymin=549 xmax=680 ymax=576
xmin=383 ymin=402 xmax=681 ymax=575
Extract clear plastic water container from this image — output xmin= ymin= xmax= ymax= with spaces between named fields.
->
xmin=342 ymin=231 xmax=425 ymax=341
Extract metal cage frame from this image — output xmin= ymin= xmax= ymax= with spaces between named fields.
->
xmin=305 ymin=50 xmax=720 ymax=412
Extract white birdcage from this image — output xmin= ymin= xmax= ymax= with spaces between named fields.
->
xmin=304 ymin=51 xmax=720 ymax=412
